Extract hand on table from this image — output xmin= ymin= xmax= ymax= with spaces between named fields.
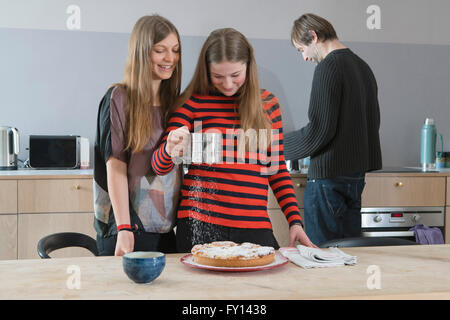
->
xmin=114 ymin=230 xmax=134 ymax=256
xmin=289 ymin=224 xmax=318 ymax=248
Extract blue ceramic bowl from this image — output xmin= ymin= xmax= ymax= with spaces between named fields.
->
xmin=122 ymin=251 xmax=165 ymax=284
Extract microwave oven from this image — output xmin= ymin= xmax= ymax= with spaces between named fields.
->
xmin=29 ymin=135 xmax=89 ymax=169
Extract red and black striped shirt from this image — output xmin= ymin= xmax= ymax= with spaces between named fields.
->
xmin=151 ymin=89 xmax=303 ymax=230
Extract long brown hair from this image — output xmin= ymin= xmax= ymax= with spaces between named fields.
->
xmin=116 ymin=15 xmax=182 ymax=153
xmin=179 ymin=28 xmax=272 ymax=144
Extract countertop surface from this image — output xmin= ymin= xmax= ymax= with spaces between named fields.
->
xmin=0 ymin=244 xmax=449 ymax=300
xmin=2 ymin=167 xmax=450 ymax=179
xmin=0 ymin=168 xmax=93 ymax=179
xmin=290 ymin=167 xmax=450 ymax=178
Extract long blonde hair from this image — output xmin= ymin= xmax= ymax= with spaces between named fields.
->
xmin=179 ymin=28 xmax=272 ymax=143
xmin=117 ymin=15 xmax=182 ymax=153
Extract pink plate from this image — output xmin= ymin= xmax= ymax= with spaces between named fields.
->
xmin=180 ymin=252 xmax=289 ymax=272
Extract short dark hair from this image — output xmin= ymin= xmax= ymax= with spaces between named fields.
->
xmin=291 ymin=13 xmax=338 ymax=46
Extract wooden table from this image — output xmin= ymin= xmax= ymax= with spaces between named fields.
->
xmin=0 ymin=244 xmax=449 ymax=300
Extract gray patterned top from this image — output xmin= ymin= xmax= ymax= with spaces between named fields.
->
xmin=93 ymin=86 xmax=181 ymax=237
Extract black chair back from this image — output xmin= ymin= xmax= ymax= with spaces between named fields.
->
xmin=37 ymin=232 xmax=98 ymax=259
xmin=319 ymin=236 xmax=418 ymax=248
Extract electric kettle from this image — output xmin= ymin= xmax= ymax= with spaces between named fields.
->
xmin=0 ymin=126 xmax=20 ymax=170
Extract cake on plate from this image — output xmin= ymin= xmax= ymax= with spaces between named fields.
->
xmin=191 ymin=241 xmax=275 ymax=267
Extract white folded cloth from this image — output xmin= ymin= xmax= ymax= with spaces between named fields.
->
xmin=279 ymin=245 xmax=357 ymax=269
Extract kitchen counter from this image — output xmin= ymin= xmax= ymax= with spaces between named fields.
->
xmin=290 ymin=167 xmax=450 ymax=178
xmin=1 ymin=168 xmax=449 ymax=179
xmin=0 ymin=244 xmax=449 ymax=300
xmin=0 ymin=169 xmax=93 ymax=179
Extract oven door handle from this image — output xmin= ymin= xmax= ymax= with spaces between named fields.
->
xmin=362 ymin=231 xmax=415 ymax=237
xmin=389 ymin=218 xmax=406 ymax=223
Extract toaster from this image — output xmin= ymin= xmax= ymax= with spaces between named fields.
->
xmin=29 ymin=135 xmax=89 ymax=169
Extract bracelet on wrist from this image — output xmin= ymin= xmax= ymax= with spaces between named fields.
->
xmin=117 ymin=224 xmax=137 ymax=232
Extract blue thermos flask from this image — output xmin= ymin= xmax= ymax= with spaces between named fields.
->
xmin=420 ymin=118 xmax=437 ymax=171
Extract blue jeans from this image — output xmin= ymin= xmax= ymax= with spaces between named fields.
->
xmin=303 ymin=173 xmax=366 ymax=246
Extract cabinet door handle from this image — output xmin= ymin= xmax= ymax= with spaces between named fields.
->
xmin=395 ymin=182 xmax=403 ymax=187
xmin=295 ymin=183 xmax=304 ymax=188
xmin=74 ymin=185 xmax=81 ymax=190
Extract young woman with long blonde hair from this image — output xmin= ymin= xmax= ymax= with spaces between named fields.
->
xmin=94 ymin=15 xmax=183 ymax=256
xmin=151 ymin=28 xmax=317 ymax=252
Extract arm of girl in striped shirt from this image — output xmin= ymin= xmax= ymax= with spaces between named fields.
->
xmin=263 ymin=92 xmax=304 ymax=228
xmin=151 ymin=102 xmax=194 ymax=175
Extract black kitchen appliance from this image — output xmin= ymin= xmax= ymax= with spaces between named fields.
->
xmin=29 ymin=135 xmax=81 ymax=169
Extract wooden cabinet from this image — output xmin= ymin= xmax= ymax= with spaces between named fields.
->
xmin=0 ymin=180 xmax=18 ymax=259
xmin=447 ymin=178 xmax=450 ymax=244
xmin=0 ymin=173 xmax=95 ymax=260
xmin=446 ymin=207 xmax=450 ymax=245
xmin=18 ymin=179 xmax=93 ymax=213
xmin=362 ymin=176 xmax=446 ymax=207
xmin=447 ymin=177 xmax=450 ymax=205
xmin=1 ymin=171 xmax=449 ymax=258
xmin=17 ymin=178 xmax=94 ymax=259
xmin=0 ymin=180 xmax=17 ymax=214
xmin=363 ymin=175 xmax=449 ymax=243
xmin=292 ymin=178 xmax=307 ymax=208
xmin=0 ymin=215 xmax=17 ymax=260
xmin=18 ymin=212 xmax=95 ymax=259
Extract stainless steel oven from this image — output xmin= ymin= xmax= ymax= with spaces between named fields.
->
xmin=361 ymin=207 xmax=445 ymax=241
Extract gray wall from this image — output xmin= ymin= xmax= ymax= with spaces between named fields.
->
xmin=1 ymin=0 xmax=450 ymax=167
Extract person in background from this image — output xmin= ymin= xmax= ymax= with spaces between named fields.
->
xmin=283 ymin=13 xmax=382 ymax=245
xmin=93 ymin=15 xmax=183 ymax=256
xmin=151 ymin=28 xmax=317 ymax=252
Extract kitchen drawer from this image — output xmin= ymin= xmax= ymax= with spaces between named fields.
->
xmin=18 ymin=212 xmax=96 ymax=259
xmin=0 ymin=214 xmax=17 ymax=260
xmin=362 ymin=176 xmax=446 ymax=207
xmin=447 ymin=177 xmax=450 ymax=205
xmin=268 ymin=209 xmax=304 ymax=247
xmin=268 ymin=178 xmax=307 ymax=209
xmin=0 ymin=180 xmax=17 ymax=214
xmin=18 ymin=179 xmax=93 ymax=213
xmin=446 ymin=207 xmax=450 ymax=244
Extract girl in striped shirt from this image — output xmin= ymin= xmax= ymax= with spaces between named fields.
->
xmin=152 ymin=28 xmax=317 ymax=252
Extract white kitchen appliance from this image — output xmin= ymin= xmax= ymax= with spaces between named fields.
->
xmin=0 ymin=126 xmax=20 ymax=170
xmin=80 ymin=137 xmax=90 ymax=169
xmin=361 ymin=206 xmax=445 ymax=240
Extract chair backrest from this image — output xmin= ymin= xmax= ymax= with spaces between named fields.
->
xmin=319 ymin=236 xmax=418 ymax=248
xmin=37 ymin=232 xmax=98 ymax=259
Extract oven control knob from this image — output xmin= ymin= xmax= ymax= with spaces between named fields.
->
xmin=412 ymin=214 xmax=421 ymax=222
xmin=373 ymin=215 xmax=382 ymax=223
